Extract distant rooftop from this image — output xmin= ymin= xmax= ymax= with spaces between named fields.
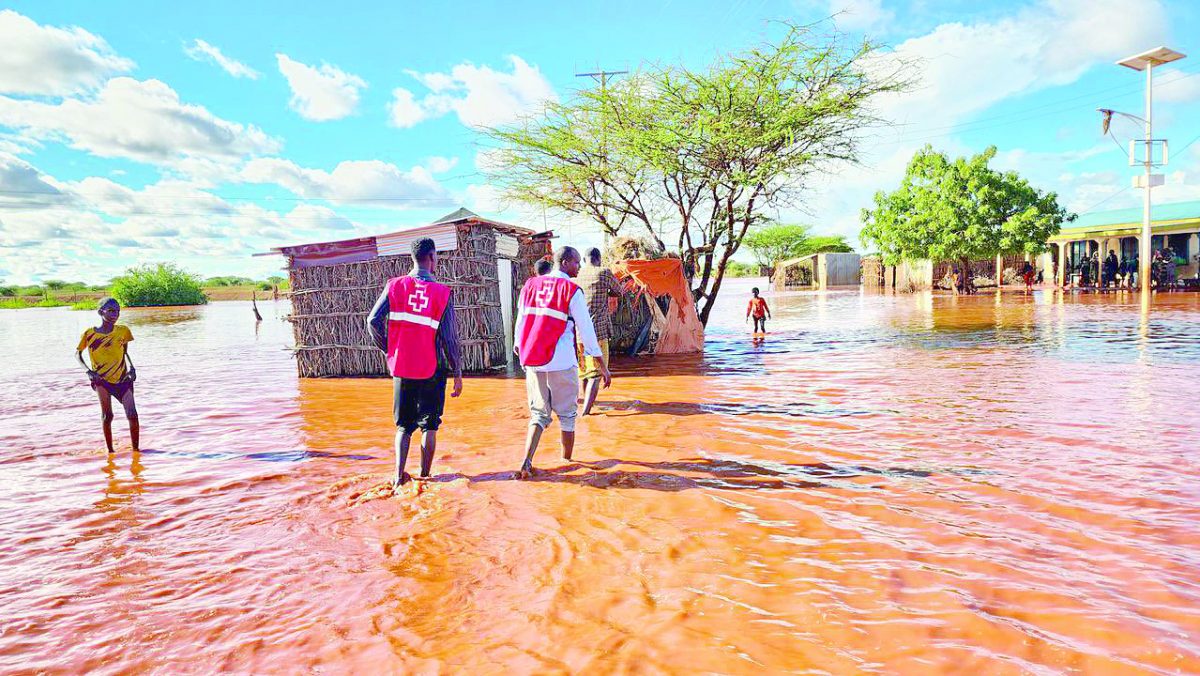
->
xmin=1069 ymin=199 xmax=1200 ymax=230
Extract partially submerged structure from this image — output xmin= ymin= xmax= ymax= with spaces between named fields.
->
xmin=773 ymin=253 xmax=861 ymax=291
xmin=609 ymin=258 xmax=704 ymax=356
xmin=861 ymin=257 xmax=933 ymax=292
xmin=266 ymin=208 xmax=551 ymax=377
xmin=1048 ymin=199 xmax=1200 ymax=285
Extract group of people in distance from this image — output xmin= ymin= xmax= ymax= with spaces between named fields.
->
xmin=1066 ymin=248 xmax=1181 ymax=290
xmin=365 ymin=237 xmax=619 ymax=487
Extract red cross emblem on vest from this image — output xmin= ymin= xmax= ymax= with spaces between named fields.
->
xmin=535 ymin=279 xmax=555 ymax=306
xmin=408 ymin=286 xmax=430 ymax=312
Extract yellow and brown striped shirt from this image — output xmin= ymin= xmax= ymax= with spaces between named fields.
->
xmin=77 ymin=325 xmax=133 ymax=384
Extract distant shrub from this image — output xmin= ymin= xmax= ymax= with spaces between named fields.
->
xmin=204 ymin=275 xmax=255 ymax=287
xmin=0 ymin=285 xmax=15 ymax=297
xmin=724 ymin=261 xmax=761 ymax=278
xmin=70 ymin=300 xmax=97 ymax=311
xmin=111 ymin=263 xmax=208 ymax=307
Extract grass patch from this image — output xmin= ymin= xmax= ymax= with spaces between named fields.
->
xmin=110 ymin=263 xmax=208 ymax=307
xmin=0 ymin=297 xmax=70 ymax=309
xmin=70 ymin=300 xmax=98 ymax=310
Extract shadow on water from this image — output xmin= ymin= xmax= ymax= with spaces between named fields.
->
xmin=429 ymin=457 xmax=934 ymax=493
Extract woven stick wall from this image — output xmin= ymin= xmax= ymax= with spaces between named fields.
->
xmin=288 ymin=223 xmax=508 ymax=377
xmin=609 ymin=289 xmax=653 ymax=354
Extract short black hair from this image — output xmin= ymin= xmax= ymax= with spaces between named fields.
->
xmin=555 ymin=245 xmax=579 ymax=267
xmin=535 ymin=258 xmax=553 ymax=275
xmin=751 ymin=287 xmax=760 ymax=295
xmin=587 ymin=247 xmax=602 ymax=265
xmin=98 ymin=296 xmax=120 ymax=310
xmin=411 ymin=237 xmax=437 ymax=263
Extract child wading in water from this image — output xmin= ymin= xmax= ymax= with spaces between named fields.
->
xmin=76 ymin=298 xmax=139 ymax=453
xmin=747 ymin=287 xmax=771 ymax=334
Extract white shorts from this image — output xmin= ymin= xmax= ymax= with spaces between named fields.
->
xmin=526 ymin=367 xmax=579 ymax=432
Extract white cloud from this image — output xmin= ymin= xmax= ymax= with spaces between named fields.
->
xmin=184 ymin=39 xmax=260 ymax=79
xmin=390 ymin=56 xmax=556 ymax=129
xmin=424 ymin=156 xmax=458 ymax=173
xmin=276 ymin=54 xmax=366 ymax=121
xmin=795 ymin=0 xmax=1171 ymax=243
xmin=1154 ymin=67 xmax=1200 ymax=104
xmin=0 ymin=153 xmax=73 ymax=208
xmin=0 ymin=9 xmax=133 ymax=95
xmin=0 ymin=77 xmax=279 ymax=164
xmin=240 ymin=157 xmax=450 ymax=207
xmin=389 ymin=87 xmax=431 ymax=128
xmin=284 ymin=204 xmax=356 ymax=231
xmin=830 ymin=0 xmax=894 ymax=33
xmin=876 ymin=0 xmax=1167 ymax=134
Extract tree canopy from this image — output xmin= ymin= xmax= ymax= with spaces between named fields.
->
xmin=860 ymin=145 xmax=1071 ymax=267
xmin=486 ymin=23 xmax=911 ymax=324
xmin=743 ymin=223 xmax=854 ymax=269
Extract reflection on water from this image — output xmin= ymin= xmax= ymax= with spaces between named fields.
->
xmin=2 ymin=288 xmax=1199 ymax=673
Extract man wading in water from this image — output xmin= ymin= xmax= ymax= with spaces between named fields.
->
xmin=368 ymin=237 xmax=463 ymax=488
xmin=575 ymin=247 xmax=623 ymax=416
xmin=515 ymin=246 xmax=610 ymax=479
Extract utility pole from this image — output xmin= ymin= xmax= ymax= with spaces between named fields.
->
xmin=575 ymin=68 xmax=627 ymax=248
xmin=1115 ymin=47 xmax=1186 ymax=294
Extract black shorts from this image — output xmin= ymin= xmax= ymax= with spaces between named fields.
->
xmin=92 ymin=378 xmax=134 ymax=401
xmin=393 ymin=373 xmax=447 ymax=433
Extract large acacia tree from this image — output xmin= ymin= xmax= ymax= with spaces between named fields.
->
xmin=486 ymin=24 xmax=910 ymax=324
xmin=860 ymin=145 xmax=1071 ymax=288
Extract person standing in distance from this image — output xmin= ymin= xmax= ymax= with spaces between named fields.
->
xmin=367 ymin=237 xmax=463 ymax=488
xmin=515 ymin=246 xmax=610 ymax=478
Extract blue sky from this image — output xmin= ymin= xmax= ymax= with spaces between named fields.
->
xmin=1 ymin=0 xmax=1197 ymax=283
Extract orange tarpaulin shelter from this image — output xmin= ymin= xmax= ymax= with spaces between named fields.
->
xmin=612 ymin=258 xmax=704 ymax=354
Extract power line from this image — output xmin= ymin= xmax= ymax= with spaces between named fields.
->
xmin=878 ymin=65 xmax=1200 ymax=147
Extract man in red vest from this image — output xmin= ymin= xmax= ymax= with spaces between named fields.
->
xmin=515 ymin=245 xmax=611 ymax=479
xmin=367 ymin=237 xmax=463 ymax=488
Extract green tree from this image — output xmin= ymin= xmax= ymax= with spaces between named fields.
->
xmin=111 ymin=263 xmax=208 ymax=307
xmin=744 ymin=224 xmax=854 ymax=273
xmin=744 ymin=224 xmax=813 ymax=269
xmin=487 ymin=23 xmax=911 ymax=324
xmin=860 ymin=145 xmax=1071 ymax=289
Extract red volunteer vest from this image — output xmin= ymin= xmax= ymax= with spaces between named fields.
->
xmin=517 ymin=275 xmax=579 ymax=368
xmin=386 ymin=275 xmax=451 ymax=379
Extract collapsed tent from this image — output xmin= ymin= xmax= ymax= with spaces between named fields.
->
xmin=611 ymin=258 xmax=704 ymax=355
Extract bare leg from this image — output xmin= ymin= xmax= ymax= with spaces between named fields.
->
xmin=118 ymin=389 xmax=139 ymax=452
xmin=581 ymin=378 xmax=602 ymax=417
xmin=96 ymin=386 xmax=115 ymax=453
xmin=393 ymin=428 xmax=413 ymax=487
xmin=518 ymin=425 xmax=544 ymax=478
xmin=560 ymin=430 xmax=575 ymax=461
xmin=418 ymin=430 xmax=437 ymax=478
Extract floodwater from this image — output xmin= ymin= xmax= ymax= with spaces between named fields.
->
xmin=2 ymin=281 xmax=1199 ymax=674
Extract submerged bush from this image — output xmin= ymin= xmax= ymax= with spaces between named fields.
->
xmin=110 ymin=263 xmax=208 ymax=307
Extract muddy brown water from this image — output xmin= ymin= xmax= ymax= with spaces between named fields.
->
xmin=2 ymin=281 xmax=1199 ymax=673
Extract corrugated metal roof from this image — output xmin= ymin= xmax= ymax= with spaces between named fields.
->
xmin=1068 ymin=199 xmax=1200 ymax=230
xmin=376 ymin=222 xmax=459 ymax=257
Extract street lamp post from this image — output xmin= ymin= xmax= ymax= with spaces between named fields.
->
xmin=1117 ymin=47 xmax=1186 ymax=294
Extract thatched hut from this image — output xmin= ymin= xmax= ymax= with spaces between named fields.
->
xmin=266 ymin=208 xmax=551 ymax=377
